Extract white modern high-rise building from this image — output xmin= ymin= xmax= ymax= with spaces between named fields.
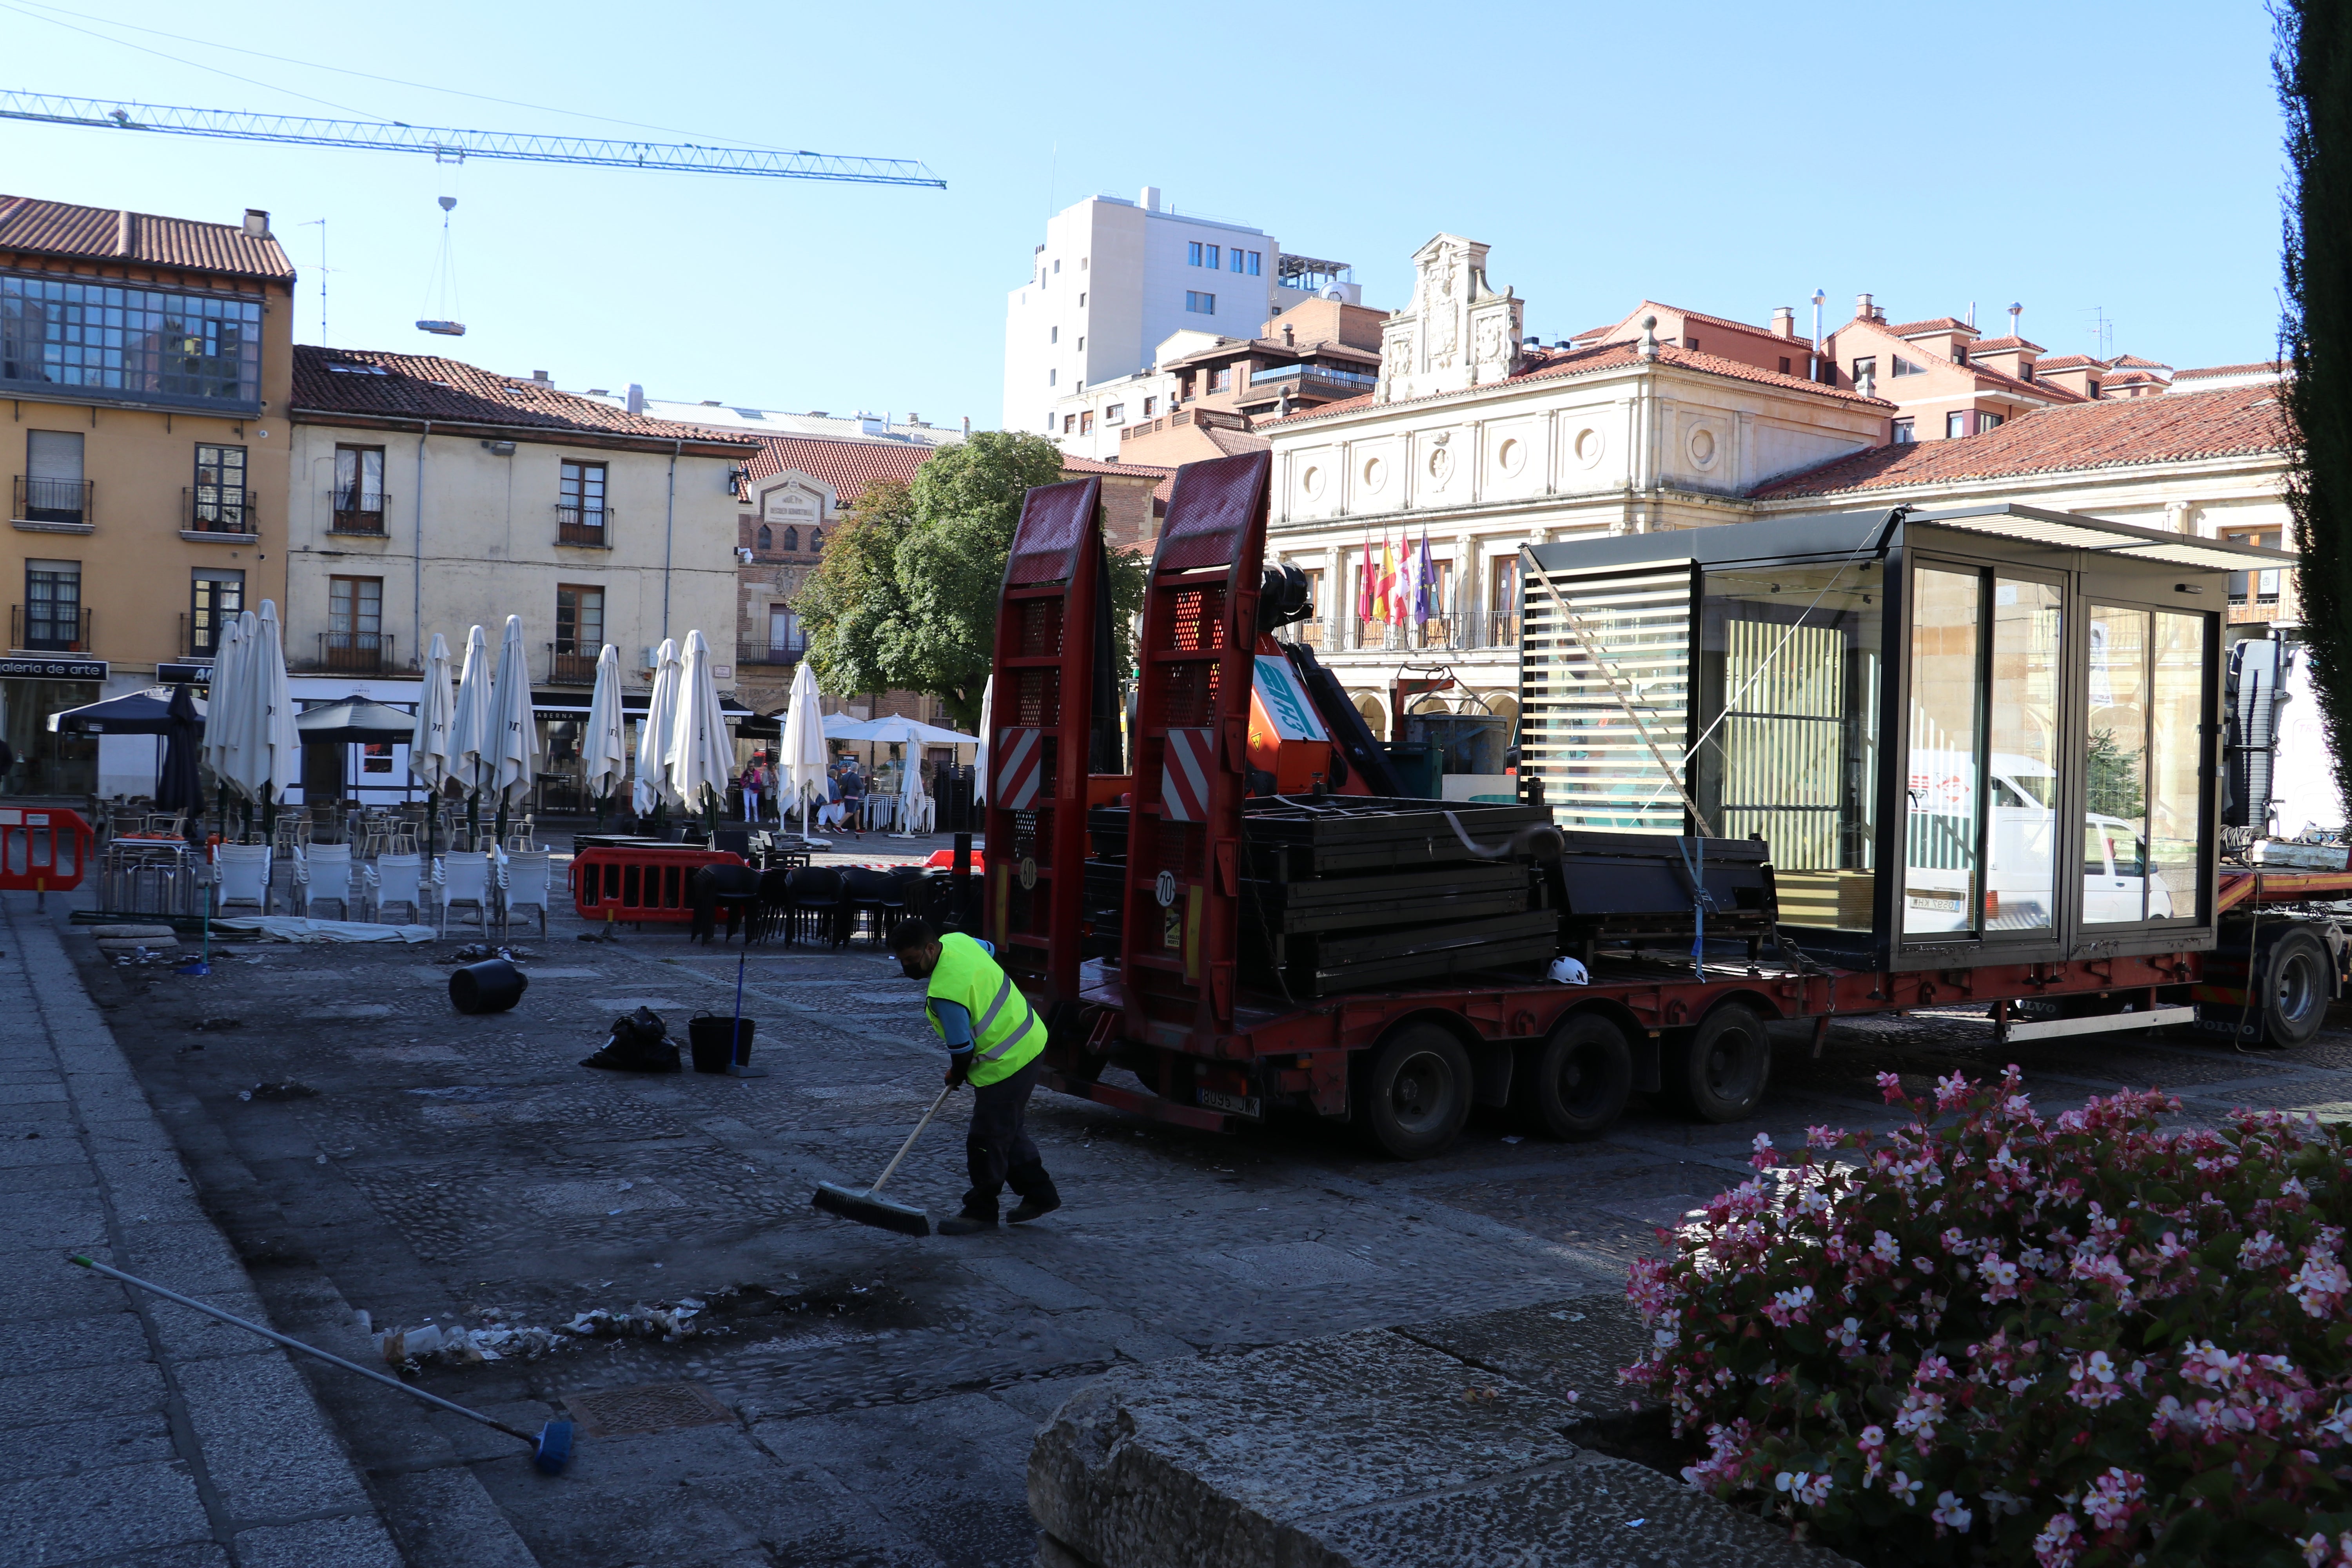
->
xmin=1001 ymin=186 xmax=1357 ymax=437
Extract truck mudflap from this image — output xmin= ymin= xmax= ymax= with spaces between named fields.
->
xmin=1042 ymin=1069 xmax=1236 ymax=1134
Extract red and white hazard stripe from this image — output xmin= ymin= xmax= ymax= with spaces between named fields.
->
xmin=996 ymin=727 xmax=1044 ymax=809
xmin=1160 ymin=727 xmax=1214 ymax=822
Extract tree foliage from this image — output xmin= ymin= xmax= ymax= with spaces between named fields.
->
xmin=2279 ymin=0 xmax=2352 ymax=812
xmin=796 ymin=432 xmax=1149 ymax=731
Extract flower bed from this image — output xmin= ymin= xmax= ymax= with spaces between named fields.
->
xmin=1623 ymin=1069 xmax=2352 ymax=1566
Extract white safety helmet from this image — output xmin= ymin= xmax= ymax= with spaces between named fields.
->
xmin=1547 ymin=956 xmax=1590 ymax=985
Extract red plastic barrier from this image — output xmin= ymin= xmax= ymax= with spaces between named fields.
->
xmin=0 ymin=807 xmax=92 ymax=892
xmin=923 ymin=848 xmax=987 ymax=873
xmin=570 ymin=846 xmax=743 ymax=924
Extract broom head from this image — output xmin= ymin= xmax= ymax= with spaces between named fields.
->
xmin=812 ymin=1181 xmax=931 ymax=1237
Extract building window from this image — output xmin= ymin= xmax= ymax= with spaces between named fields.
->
xmin=756 ymin=524 xmax=772 ymax=551
xmin=780 ymin=525 xmax=798 ymax=552
xmin=1892 ymin=355 xmax=1926 ymax=376
xmin=1048 ymin=369 xmax=1056 ymax=386
xmin=1078 ymin=292 xmax=1085 ymax=307
xmin=1050 ymin=326 xmax=1058 ymax=343
xmin=1077 ymin=336 xmax=1084 ymax=351
xmin=1185 ymin=291 xmax=1216 ymax=315
xmin=22 ymin=559 xmax=81 ymax=650
xmin=21 ymin=429 xmax=85 ymax=525
xmin=1209 ymin=367 xmax=1231 ymax=392
xmin=559 ymin=459 xmax=608 ymax=545
xmin=2088 ymin=379 xmax=2102 ymax=398
xmin=1686 ymin=337 xmax=1700 ymax=350
xmin=1105 ymin=403 xmax=1125 ymax=424
xmin=189 ymin=569 xmax=242 ymax=657
xmin=1946 ymin=411 xmax=1969 ymax=438
xmin=1779 ymin=356 xmax=1792 ymax=374
xmin=1187 ymin=241 xmax=1202 ymax=266
xmin=1247 ymin=250 xmax=1262 ymax=276
xmin=332 ymin=444 xmax=385 ymax=533
xmin=1979 ymin=412 xmax=2004 ymax=431
xmin=1079 ymin=411 xmax=1094 ymax=435
xmin=2227 ymin=530 xmax=2285 ymax=605
xmin=768 ymin=604 xmax=804 ymax=655
xmin=2022 ymin=364 xmax=2036 ymax=381
xmin=0 ymin=273 xmax=263 ymax=408
xmin=1206 ymin=244 xmax=1220 ymax=269
xmin=1063 ymin=415 xmax=1077 ymax=434
xmin=1053 ymin=259 xmax=1060 ymax=272
xmin=552 ymin=583 xmax=604 ymax=682
xmin=1142 ymin=396 xmax=1156 ymax=417
xmin=188 ymin=443 xmax=249 ymax=533
xmin=809 ymin=528 xmax=823 ymax=554
xmin=1892 ymin=418 xmax=1916 ymax=443
xmin=326 ymin=575 xmax=384 ymax=671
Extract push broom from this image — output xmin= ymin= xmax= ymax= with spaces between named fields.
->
xmin=68 ymin=1254 xmax=575 ymax=1473
xmin=811 ymin=1083 xmax=958 ymax=1237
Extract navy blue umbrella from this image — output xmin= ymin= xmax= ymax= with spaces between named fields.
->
xmin=156 ymin=684 xmax=204 ymax=815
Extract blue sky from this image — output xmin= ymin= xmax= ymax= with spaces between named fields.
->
xmin=2 ymin=0 xmax=2290 ymax=429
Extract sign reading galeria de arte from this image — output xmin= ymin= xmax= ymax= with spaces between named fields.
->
xmin=0 ymin=657 xmax=105 ymax=681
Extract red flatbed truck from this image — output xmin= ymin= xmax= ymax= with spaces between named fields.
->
xmin=981 ymin=453 xmax=2348 ymax=1159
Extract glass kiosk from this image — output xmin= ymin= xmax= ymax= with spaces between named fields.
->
xmin=1521 ymin=504 xmax=2296 ymax=971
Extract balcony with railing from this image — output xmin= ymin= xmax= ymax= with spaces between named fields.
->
xmin=180 ymin=612 xmax=239 ymax=659
xmin=316 ymin=631 xmax=393 ymax=675
xmin=737 ymin=638 xmax=806 ymax=667
xmin=330 ymin=486 xmax=389 ymax=536
xmin=12 ymin=604 xmax=92 ymax=652
xmin=12 ymin=476 xmax=93 ymax=533
xmin=547 ymin=644 xmax=600 ymax=684
xmin=183 ymin=486 xmax=257 ymax=541
xmin=556 ymin=505 xmax=611 ymax=548
xmin=1248 ymin=362 xmax=1381 ymax=391
xmin=1268 ymin=610 xmax=1523 ymax=655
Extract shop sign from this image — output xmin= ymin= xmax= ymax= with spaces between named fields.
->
xmin=0 ymin=657 xmax=105 ymax=681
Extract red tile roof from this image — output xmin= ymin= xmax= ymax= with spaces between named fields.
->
xmin=2112 ymin=355 xmax=2173 ymax=371
xmin=2175 ymin=361 xmax=2285 ymax=380
xmin=1752 ymin=383 xmax=2288 ymax=499
xmin=737 ymin=434 xmax=936 ymax=503
xmin=1884 ymin=316 xmax=1976 ymax=337
xmin=1961 ymin=335 xmax=2043 ymax=354
xmin=292 ymin=347 xmax=756 ymax=449
xmin=2031 ymin=354 xmax=2105 ymax=372
xmin=2102 ymin=371 xmax=2165 ymax=388
xmin=1061 ymin=454 xmax=1178 ymax=504
xmin=1261 ymin=340 xmax=1892 ymax=430
xmin=0 ymin=194 xmax=294 ymax=281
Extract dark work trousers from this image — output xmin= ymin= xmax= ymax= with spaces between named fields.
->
xmin=961 ymin=1056 xmax=1055 ymax=1218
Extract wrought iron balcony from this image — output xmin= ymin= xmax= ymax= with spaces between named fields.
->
xmin=736 ymin=639 xmax=805 ymax=667
xmin=555 ymin=505 xmax=610 ymax=547
xmin=318 ymin=631 xmax=392 ymax=674
xmin=180 ymin=611 xmax=238 ymax=659
xmin=183 ymin=486 xmax=256 ymax=537
xmin=547 ymin=644 xmax=600 ymax=684
xmin=329 ymin=486 xmax=388 ymax=535
xmin=12 ymin=603 xmax=92 ymax=652
xmin=12 ymin=475 xmax=92 ymax=530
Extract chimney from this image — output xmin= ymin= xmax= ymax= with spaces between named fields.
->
xmin=1771 ymin=306 xmax=1796 ymax=339
xmin=242 ymin=209 xmax=270 ymax=238
xmin=1140 ymin=185 xmax=1161 ymax=213
xmin=2007 ymin=301 xmax=2023 ymax=338
xmin=625 ymin=383 xmax=646 ymax=415
xmin=531 ymin=370 xmax=551 ymax=385
xmin=1811 ymin=289 xmax=1826 ymax=350
xmin=1855 ymin=292 xmax=1875 ymax=321
xmin=1281 ymin=323 xmax=1295 ymax=347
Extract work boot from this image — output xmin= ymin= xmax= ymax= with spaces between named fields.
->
xmin=1007 ymin=1194 xmax=1061 ymax=1224
xmin=1007 ymin=1165 xmax=1060 ymax=1224
xmin=937 ymin=1211 xmax=997 ymax=1236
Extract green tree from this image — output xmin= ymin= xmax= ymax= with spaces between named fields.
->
xmin=796 ymin=433 xmax=1150 ymax=733
xmin=2280 ymin=0 xmax=2352 ymax=807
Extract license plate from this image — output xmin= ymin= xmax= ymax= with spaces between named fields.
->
xmin=1198 ymin=1089 xmax=1261 ymax=1118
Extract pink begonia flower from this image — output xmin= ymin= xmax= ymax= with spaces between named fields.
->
xmin=1886 ymin=1469 xmax=1923 ymax=1504
xmin=1931 ymin=1490 xmax=1975 ymax=1532
xmin=1914 ymin=1354 xmax=1953 ymax=1384
xmin=2033 ymin=1513 xmax=2082 ymax=1568
xmin=1871 ymin=1230 xmax=1902 ymax=1265
xmin=2083 ymin=1468 xmax=2143 ymax=1533
xmin=2287 ymin=1252 xmax=2351 ymax=1319
xmin=1877 ymin=1070 xmax=1905 ymax=1102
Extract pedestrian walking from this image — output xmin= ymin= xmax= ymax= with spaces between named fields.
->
xmin=838 ymin=757 xmax=865 ymax=837
xmin=887 ymin=919 xmax=1060 ymax=1234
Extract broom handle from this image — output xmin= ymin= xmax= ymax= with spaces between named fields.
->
xmin=68 ymin=1254 xmax=537 ymax=1445
xmin=868 ymin=1084 xmax=957 ymax=1196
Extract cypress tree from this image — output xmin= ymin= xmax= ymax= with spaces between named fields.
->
xmin=2279 ymin=0 xmax=2352 ymax=802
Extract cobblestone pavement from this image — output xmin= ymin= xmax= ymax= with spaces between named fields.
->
xmin=55 ymin=883 xmax=2352 ymax=1568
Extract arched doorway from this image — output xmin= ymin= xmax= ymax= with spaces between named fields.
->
xmin=1353 ymin=693 xmax=1387 ymax=742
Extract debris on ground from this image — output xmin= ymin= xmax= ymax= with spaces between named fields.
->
xmin=240 ymin=1081 xmax=320 ymax=1102
xmin=452 ymin=944 xmax=535 ymax=963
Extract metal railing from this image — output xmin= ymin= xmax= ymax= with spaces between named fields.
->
xmin=12 ymin=475 xmax=91 ymax=527
xmin=1268 ymin=610 xmax=1523 ymax=654
xmin=556 ymin=505 xmax=610 ymax=547
xmin=318 ymin=631 xmax=392 ymax=674
xmin=12 ymin=603 xmax=91 ymax=652
xmin=179 ymin=611 xmax=238 ymax=658
xmin=330 ymin=487 xmax=388 ymax=535
xmin=1249 ymin=363 xmax=1380 ymax=388
xmin=547 ymin=644 xmax=599 ymax=684
xmin=737 ymin=639 xmax=805 ymax=666
xmin=183 ymin=486 xmax=254 ymax=535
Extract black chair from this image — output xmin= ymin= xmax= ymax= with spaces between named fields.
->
xmin=841 ymin=867 xmax=899 ymax=946
xmin=713 ymin=827 xmax=751 ymax=859
xmin=788 ymin=866 xmax=847 ymax=947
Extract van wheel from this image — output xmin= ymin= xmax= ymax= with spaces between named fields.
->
xmin=1668 ymin=1004 xmax=1772 ymax=1123
xmin=1517 ymin=1014 xmax=1632 ymax=1140
xmin=2263 ymin=927 xmax=2331 ymax=1047
xmin=1357 ymin=1025 xmax=1472 ymax=1160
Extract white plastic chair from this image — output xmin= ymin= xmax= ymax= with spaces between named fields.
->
xmin=434 ymin=852 xmax=492 ymax=936
xmin=498 ymin=849 xmax=553 ymax=937
xmin=293 ymin=842 xmax=356 ymax=920
xmin=213 ymin=844 xmax=272 ymax=915
xmin=365 ymin=853 xmax=425 ymax=924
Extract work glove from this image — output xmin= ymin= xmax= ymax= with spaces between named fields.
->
xmin=943 ymin=1054 xmax=971 ymax=1089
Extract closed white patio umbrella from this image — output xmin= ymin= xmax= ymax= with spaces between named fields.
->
xmin=634 ymin=637 xmax=682 ymax=822
xmin=584 ymin=644 xmax=628 ymax=818
xmin=200 ymin=612 xmax=249 ymax=833
xmin=973 ymin=675 xmax=993 ymax=806
xmin=666 ymin=629 xmax=734 ymax=829
xmin=486 ymin=614 xmax=541 ymax=842
xmin=779 ymin=660 xmax=828 ymax=836
xmin=410 ymin=631 xmax=456 ymax=857
xmin=448 ymin=624 xmax=494 ymax=843
xmin=235 ymin=601 xmax=299 ymax=837
xmin=895 ymin=742 xmax=930 ymax=837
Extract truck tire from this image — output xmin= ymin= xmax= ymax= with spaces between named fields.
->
xmin=1517 ymin=1014 xmax=1632 ymax=1140
xmin=1357 ymin=1024 xmax=1472 ymax=1160
xmin=1667 ymin=1004 xmax=1772 ymax=1123
xmin=2263 ymin=927 xmax=2331 ymax=1047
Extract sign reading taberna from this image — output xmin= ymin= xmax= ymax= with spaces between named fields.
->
xmin=1252 ymin=655 xmax=1328 ymax=741
xmin=0 ymin=657 xmax=105 ymax=681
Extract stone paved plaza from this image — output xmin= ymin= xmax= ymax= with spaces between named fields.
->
xmin=11 ymin=874 xmax=2352 ymax=1567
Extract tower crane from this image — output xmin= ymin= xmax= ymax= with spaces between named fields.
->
xmin=0 ymin=90 xmax=944 ymax=186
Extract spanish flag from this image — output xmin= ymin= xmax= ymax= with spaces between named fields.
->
xmin=1380 ymin=538 xmax=1401 ymax=623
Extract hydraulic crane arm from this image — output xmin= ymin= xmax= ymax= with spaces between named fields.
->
xmin=0 ymin=90 xmax=945 ymax=186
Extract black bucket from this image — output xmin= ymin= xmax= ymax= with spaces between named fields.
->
xmin=449 ymin=958 xmax=528 ymax=1014
xmin=687 ymin=1013 xmax=754 ymax=1073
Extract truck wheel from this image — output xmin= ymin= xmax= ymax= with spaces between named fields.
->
xmin=2263 ymin=927 xmax=2331 ymax=1047
xmin=1518 ymin=1014 xmax=1631 ymax=1140
xmin=1358 ymin=1025 xmax=1472 ymax=1160
xmin=1669 ymin=1004 xmax=1771 ymax=1123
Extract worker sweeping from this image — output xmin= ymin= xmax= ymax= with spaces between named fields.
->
xmin=886 ymin=918 xmax=1061 ymax=1235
